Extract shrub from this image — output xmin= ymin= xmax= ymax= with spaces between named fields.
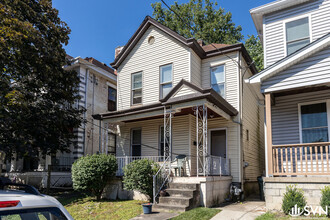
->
xmin=72 ymin=154 xmax=117 ymax=200
xmin=321 ymin=186 xmax=330 ymax=216
xmin=282 ymin=185 xmax=306 ymax=215
xmin=122 ymin=159 xmax=159 ymax=201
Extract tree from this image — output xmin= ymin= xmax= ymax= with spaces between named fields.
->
xmin=151 ymin=0 xmax=243 ymax=45
xmin=244 ymin=35 xmax=264 ymax=71
xmin=152 ymin=0 xmax=264 ymax=71
xmin=0 ymin=0 xmax=84 ymax=160
xmin=72 ymin=154 xmax=117 ymax=200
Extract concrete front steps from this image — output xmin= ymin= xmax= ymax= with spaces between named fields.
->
xmin=153 ymin=182 xmax=200 ymax=212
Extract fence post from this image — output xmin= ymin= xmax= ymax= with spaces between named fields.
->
xmin=47 ymin=165 xmax=51 ymax=194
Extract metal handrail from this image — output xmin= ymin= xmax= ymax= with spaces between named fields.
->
xmin=153 ymin=156 xmax=171 ymax=203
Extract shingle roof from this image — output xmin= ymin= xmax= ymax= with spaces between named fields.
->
xmin=202 ymin=43 xmax=231 ymax=52
xmin=84 ymin=57 xmax=116 ymax=75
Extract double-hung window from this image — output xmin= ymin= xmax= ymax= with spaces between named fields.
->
xmin=285 ymin=17 xmax=310 ymax=55
xmin=300 ymin=102 xmax=329 ymax=143
xmin=160 ymin=64 xmax=172 ymax=98
xmin=131 ymin=128 xmax=142 ymax=157
xmin=132 ymin=72 xmax=142 ymax=105
xmin=211 ymin=65 xmax=225 ymax=98
xmin=108 ymin=87 xmax=116 ymax=111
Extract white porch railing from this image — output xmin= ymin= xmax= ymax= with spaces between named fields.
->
xmin=116 ymin=156 xmax=164 ymax=176
xmin=207 ymin=155 xmax=230 ymax=176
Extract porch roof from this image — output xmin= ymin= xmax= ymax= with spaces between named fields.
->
xmin=93 ymin=80 xmax=238 ymax=122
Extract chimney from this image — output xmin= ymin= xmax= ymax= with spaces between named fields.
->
xmin=197 ymin=39 xmax=205 ymax=46
xmin=115 ymin=46 xmax=124 ymax=58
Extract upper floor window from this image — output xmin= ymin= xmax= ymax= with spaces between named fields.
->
xmin=211 ymin=65 xmax=225 ymax=98
xmin=108 ymin=87 xmax=116 ymax=111
xmin=160 ymin=64 xmax=172 ymax=98
xmin=132 ymin=72 xmax=142 ymax=105
xmin=286 ymin=17 xmax=310 ymax=55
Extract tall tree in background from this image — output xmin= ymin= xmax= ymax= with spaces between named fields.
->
xmin=0 ymin=0 xmax=84 ymax=160
xmin=152 ymin=0 xmax=264 ymax=71
xmin=244 ymin=35 xmax=264 ymax=71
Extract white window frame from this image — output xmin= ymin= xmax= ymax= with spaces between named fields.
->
xmin=159 ymin=63 xmax=173 ymax=99
xmin=283 ymin=14 xmax=312 ymax=56
xmin=131 ymin=72 xmax=143 ymax=106
xmin=298 ymin=99 xmax=330 ymax=144
xmin=210 ymin=64 xmax=226 ymax=98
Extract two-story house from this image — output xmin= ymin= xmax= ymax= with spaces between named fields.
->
xmin=5 ymin=56 xmax=117 ymax=188
xmin=247 ymin=0 xmax=330 ymax=210
xmin=94 ymin=16 xmax=264 ymax=209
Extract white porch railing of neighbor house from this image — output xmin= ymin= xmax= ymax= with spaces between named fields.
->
xmin=272 ymin=142 xmax=330 ymax=176
xmin=116 ymin=156 xmax=164 ymax=176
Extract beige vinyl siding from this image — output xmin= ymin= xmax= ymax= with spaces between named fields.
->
xmin=173 ymin=85 xmax=199 ymax=98
xmin=201 ymin=52 xmax=239 ymax=110
xmin=264 ymin=0 xmax=330 ymax=67
xmin=271 ymin=90 xmax=330 ymax=145
xmin=190 ymin=50 xmax=202 ymax=87
xmin=117 ymin=26 xmax=190 ymax=111
xmin=261 ymin=46 xmax=330 ymax=93
xmin=242 ymin=65 xmax=265 ymax=182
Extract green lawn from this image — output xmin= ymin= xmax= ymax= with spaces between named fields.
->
xmin=171 ymin=207 xmax=221 ymax=220
xmin=57 ymin=194 xmax=144 ymax=220
xmin=256 ymin=212 xmax=328 ymax=220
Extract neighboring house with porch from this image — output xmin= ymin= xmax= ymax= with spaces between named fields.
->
xmin=4 ymin=56 xmax=117 ymax=188
xmin=247 ymin=0 xmax=330 ymax=210
xmin=94 ymin=16 xmax=265 ymax=209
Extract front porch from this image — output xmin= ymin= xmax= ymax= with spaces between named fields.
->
xmin=265 ymin=88 xmax=330 ymax=177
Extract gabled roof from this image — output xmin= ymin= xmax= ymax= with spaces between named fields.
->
xmin=246 ymin=32 xmax=330 ymax=84
xmin=250 ymin=0 xmax=313 ymax=40
xmin=110 ymin=16 xmax=257 ymax=75
xmin=84 ymin=57 xmax=116 ymax=75
xmin=93 ymin=79 xmax=238 ymax=120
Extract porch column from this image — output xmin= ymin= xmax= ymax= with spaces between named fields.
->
xmin=164 ymin=107 xmax=173 ymax=160
xmin=194 ymin=105 xmax=208 ymax=176
xmin=265 ymin=93 xmax=273 ymax=176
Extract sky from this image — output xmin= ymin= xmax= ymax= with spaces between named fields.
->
xmin=53 ymin=0 xmax=274 ymax=66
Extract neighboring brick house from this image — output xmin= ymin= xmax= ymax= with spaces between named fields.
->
xmin=5 ymin=56 xmax=117 ymax=188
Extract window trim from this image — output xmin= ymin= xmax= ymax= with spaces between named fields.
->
xmin=159 ymin=63 xmax=173 ymax=99
xmin=298 ymin=99 xmax=330 ymax=144
xmin=159 ymin=125 xmax=165 ymax=157
xmin=210 ymin=64 xmax=226 ymax=98
xmin=130 ymin=128 xmax=142 ymax=156
xmin=108 ymin=86 xmax=117 ymax=111
xmin=283 ymin=14 xmax=312 ymax=56
xmin=131 ymin=71 xmax=143 ymax=106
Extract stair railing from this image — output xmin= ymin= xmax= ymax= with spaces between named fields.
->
xmin=153 ymin=155 xmax=171 ymax=203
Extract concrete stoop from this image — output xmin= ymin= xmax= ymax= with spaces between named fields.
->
xmin=153 ymin=182 xmax=200 ymax=212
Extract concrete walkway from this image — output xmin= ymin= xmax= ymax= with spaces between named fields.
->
xmin=211 ymin=201 xmax=266 ymax=220
xmin=131 ymin=212 xmax=179 ymax=220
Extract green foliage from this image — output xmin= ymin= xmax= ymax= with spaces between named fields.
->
xmin=244 ymin=35 xmax=264 ymax=71
xmin=171 ymin=207 xmax=220 ymax=220
xmin=255 ymin=212 xmax=277 ymax=220
xmin=321 ymin=186 xmax=330 ymax=216
xmin=0 ymin=0 xmax=84 ymax=159
xmin=282 ymin=185 xmax=306 ymax=215
xmin=72 ymin=154 xmax=117 ymax=200
xmin=123 ymin=159 xmax=159 ymax=201
xmin=151 ymin=0 xmax=243 ymax=45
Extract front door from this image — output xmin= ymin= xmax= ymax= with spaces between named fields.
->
xmin=131 ymin=129 xmax=141 ymax=157
xmin=211 ymin=129 xmax=226 ymax=158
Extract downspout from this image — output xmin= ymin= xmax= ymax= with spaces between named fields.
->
xmin=238 ymin=51 xmax=244 ymax=191
xmin=91 ymin=74 xmax=95 ymax=153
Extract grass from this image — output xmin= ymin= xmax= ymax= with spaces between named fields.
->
xmin=171 ymin=207 xmax=221 ymax=220
xmin=57 ymin=193 xmax=145 ymax=220
xmin=256 ymin=212 xmax=328 ymax=220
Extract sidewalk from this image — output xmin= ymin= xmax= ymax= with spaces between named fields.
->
xmin=131 ymin=212 xmax=179 ymax=220
xmin=211 ymin=201 xmax=266 ymax=220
